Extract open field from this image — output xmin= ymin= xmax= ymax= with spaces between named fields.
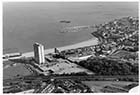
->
xmin=3 ymin=63 xmax=32 ymax=80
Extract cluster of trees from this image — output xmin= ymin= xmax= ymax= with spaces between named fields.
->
xmin=78 ymin=57 xmax=138 ymax=75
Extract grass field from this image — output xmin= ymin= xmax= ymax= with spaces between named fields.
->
xmin=3 ymin=61 xmax=32 ymax=80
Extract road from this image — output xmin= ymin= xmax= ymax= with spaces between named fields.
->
xmin=4 ymin=75 xmax=138 ymax=85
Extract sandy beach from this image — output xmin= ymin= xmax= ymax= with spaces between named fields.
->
xmin=22 ymin=38 xmax=98 ymax=57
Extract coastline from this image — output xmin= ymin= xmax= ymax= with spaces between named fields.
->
xmin=4 ymin=38 xmax=98 ymax=79
xmin=22 ymin=38 xmax=98 ymax=57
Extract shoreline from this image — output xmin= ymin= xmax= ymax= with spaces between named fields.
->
xmin=22 ymin=38 xmax=98 ymax=57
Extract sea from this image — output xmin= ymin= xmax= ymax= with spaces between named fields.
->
xmin=3 ymin=2 xmax=138 ymax=54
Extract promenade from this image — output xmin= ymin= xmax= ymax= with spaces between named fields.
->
xmin=22 ymin=38 xmax=98 ymax=57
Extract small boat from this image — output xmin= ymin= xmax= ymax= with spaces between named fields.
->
xmin=59 ymin=20 xmax=71 ymax=23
